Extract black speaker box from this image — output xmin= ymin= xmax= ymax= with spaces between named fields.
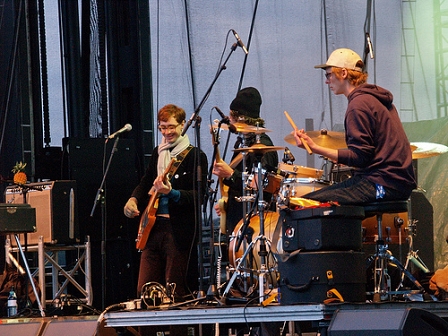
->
xmin=327 ymin=308 xmax=448 ymax=336
xmin=278 ymin=250 xmax=366 ymax=304
xmin=281 ymin=206 xmax=364 ymax=252
xmin=4 ymin=181 xmax=78 ymax=244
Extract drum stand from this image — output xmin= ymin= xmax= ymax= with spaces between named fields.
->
xmin=222 ymin=154 xmax=272 ymax=303
xmin=368 ymin=202 xmax=427 ymax=302
xmin=396 ymin=197 xmax=430 ymax=291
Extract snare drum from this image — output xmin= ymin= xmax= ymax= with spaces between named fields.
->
xmin=278 ymin=163 xmax=323 ymax=179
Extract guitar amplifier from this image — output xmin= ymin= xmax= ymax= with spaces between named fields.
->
xmin=4 ymin=181 xmax=78 ymax=245
xmin=0 ymin=204 xmax=36 ymax=233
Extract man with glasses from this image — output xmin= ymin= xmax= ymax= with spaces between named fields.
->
xmin=124 ymin=104 xmax=207 ymax=335
xmin=292 ymin=48 xmax=416 ymax=204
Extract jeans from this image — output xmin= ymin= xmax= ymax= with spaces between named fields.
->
xmin=303 ymin=175 xmax=412 ymax=204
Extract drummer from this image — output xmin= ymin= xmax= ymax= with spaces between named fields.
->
xmin=212 ymin=87 xmax=278 ymax=235
xmin=292 ymin=48 xmax=416 ymax=204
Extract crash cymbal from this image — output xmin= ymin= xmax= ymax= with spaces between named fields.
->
xmin=284 ymin=129 xmax=346 ymax=149
xmin=410 ymin=142 xmax=448 ymax=159
xmin=233 ymin=143 xmax=285 ymax=153
xmin=212 ymin=120 xmax=271 ymax=133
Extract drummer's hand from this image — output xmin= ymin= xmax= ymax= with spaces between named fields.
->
xmin=292 ymin=129 xmax=312 ymax=149
xmin=214 ymin=203 xmax=222 ymax=216
xmin=213 ymin=160 xmax=233 ymax=179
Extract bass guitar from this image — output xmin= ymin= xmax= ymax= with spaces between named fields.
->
xmin=135 ymin=158 xmax=177 ymax=250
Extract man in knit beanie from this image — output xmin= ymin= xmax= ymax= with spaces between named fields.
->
xmin=213 ymin=87 xmax=278 ymax=234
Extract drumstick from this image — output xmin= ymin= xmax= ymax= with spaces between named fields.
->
xmin=284 ymin=111 xmax=312 ymax=155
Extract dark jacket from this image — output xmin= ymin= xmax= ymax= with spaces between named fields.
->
xmin=131 ymin=146 xmax=208 ymax=250
xmin=338 ymin=84 xmax=417 ymax=193
xmin=223 ymin=133 xmax=278 ymax=234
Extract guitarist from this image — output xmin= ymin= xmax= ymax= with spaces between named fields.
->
xmin=212 ymin=87 xmax=278 ymax=236
xmin=123 ymin=104 xmax=208 ymax=312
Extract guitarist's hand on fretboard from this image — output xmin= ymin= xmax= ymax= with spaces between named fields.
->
xmin=124 ymin=197 xmax=140 ymax=218
xmin=153 ymin=175 xmax=172 ymax=195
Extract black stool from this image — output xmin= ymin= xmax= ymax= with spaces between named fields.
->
xmin=362 ymin=200 xmax=426 ymax=302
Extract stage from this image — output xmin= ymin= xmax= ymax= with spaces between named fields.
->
xmin=1 ymin=299 xmax=448 ymax=335
xmin=101 ymin=299 xmax=448 ymax=335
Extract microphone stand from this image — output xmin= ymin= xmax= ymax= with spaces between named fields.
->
xmin=204 ymin=121 xmax=228 ymax=301
xmin=90 ymin=136 xmax=120 ymax=310
xmin=178 ymin=42 xmax=239 ymax=303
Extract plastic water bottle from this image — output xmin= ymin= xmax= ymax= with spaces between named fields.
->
xmin=7 ymin=286 xmax=18 ymax=317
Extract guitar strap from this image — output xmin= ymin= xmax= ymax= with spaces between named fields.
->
xmin=168 ymin=144 xmax=194 ymax=180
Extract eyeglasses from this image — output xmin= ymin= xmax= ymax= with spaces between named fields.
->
xmin=325 ymin=72 xmax=333 ymax=80
xmin=158 ymin=123 xmax=180 ymax=132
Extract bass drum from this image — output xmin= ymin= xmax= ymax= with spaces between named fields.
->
xmin=228 ymin=211 xmax=282 ymax=286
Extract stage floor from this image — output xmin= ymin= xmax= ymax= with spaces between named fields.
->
xmin=1 ymin=300 xmax=448 ymax=335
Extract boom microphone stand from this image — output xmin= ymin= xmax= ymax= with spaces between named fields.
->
xmin=90 ymin=136 xmax=120 ymax=310
xmin=181 ymin=41 xmax=241 ymax=301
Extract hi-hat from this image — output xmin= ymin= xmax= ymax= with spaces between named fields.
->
xmin=233 ymin=143 xmax=285 ymax=153
xmin=284 ymin=129 xmax=346 ymax=149
xmin=213 ymin=121 xmax=271 ymax=133
xmin=411 ymin=142 xmax=448 ymax=159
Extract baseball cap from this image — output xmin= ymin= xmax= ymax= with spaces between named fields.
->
xmin=314 ymin=48 xmax=364 ymax=72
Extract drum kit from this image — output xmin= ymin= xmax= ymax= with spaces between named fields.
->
xmin=214 ymin=120 xmax=448 ymax=301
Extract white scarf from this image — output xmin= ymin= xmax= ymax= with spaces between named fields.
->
xmin=157 ymin=134 xmax=190 ymax=175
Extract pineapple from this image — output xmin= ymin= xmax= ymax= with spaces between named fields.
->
xmin=12 ymin=161 xmax=27 ymax=185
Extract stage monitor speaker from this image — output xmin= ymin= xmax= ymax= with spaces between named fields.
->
xmin=327 ymin=308 xmax=448 ymax=336
xmin=42 ymin=319 xmax=98 ymax=336
xmin=4 ymin=181 xmax=79 ymax=245
xmin=0 ymin=321 xmax=44 ymax=335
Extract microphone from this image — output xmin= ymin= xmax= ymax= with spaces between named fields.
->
xmin=366 ymin=33 xmax=374 ymax=59
xmin=283 ymin=147 xmax=295 ymax=164
xmin=231 ymin=29 xmax=249 ymax=55
xmin=108 ymin=123 xmax=132 ymax=139
xmin=214 ymin=107 xmax=237 ymax=133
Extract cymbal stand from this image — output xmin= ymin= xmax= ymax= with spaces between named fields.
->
xmin=222 ymin=151 xmax=271 ymax=304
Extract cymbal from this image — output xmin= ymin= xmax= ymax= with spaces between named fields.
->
xmin=212 ymin=121 xmax=271 ymax=133
xmin=233 ymin=143 xmax=285 ymax=153
xmin=411 ymin=142 xmax=448 ymax=159
xmin=284 ymin=129 xmax=346 ymax=149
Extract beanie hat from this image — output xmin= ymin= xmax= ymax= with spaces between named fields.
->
xmin=230 ymin=87 xmax=262 ymax=119
xmin=314 ymin=48 xmax=364 ymax=72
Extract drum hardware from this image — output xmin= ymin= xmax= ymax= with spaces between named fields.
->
xmin=222 ymin=144 xmax=283 ymax=303
xmin=395 ymin=195 xmax=431 ymax=291
xmin=365 ymin=201 xmax=429 ymax=302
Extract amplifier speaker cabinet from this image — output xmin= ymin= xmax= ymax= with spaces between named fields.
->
xmin=0 ymin=203 xmax=36 ymax=233
xmin=4 ymin=181 xmax=78 ymax=245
